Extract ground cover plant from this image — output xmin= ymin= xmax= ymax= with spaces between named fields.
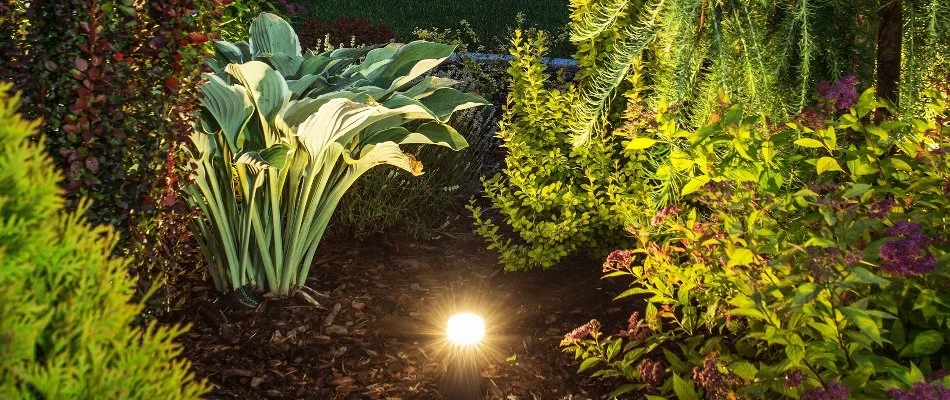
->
xmin=188 ymin=13 xmax=488 ymax=295
xmin=0 ymin=83 xmax=207 ymax=399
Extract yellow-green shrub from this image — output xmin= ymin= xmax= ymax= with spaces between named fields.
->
xmin=0 ymin=83 xmax=207 ymax=399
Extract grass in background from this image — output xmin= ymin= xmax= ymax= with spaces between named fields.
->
xmin=301 ymin=0 xmax=570 ymax=48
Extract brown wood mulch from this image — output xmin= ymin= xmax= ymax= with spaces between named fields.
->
xmin=158 ymin=231 xmax=642 ymax=399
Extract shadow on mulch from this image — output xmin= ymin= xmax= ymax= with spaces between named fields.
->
xmin=158 ymin=229 xmax=643 ymax=399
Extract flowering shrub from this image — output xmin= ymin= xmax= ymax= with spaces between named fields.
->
xmin=561 ymin=78 xmax=950 ymax=398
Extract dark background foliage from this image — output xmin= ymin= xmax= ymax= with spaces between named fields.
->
xmin=0 ymin=0 xmax=237 ymax=300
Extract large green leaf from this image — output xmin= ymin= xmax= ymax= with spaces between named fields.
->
xmin=198 ymin=74 xmax=254 ymax=153
xmin=377 ymin=41 xmax=456 ymax=91
xmin=360 ymin=122 xmax=468 ymax=151
xmin=249 ymin=13 xmax=301 ymax=58
xmin=418 ymin=87 xmax=489 ymax=121
xmin=226 ymin=61 xmax=290 ymax=144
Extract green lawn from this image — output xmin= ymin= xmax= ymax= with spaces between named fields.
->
xmin=302 ymin=0 xmax=570 ymax=47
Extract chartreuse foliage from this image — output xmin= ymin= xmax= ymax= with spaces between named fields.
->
xmin=189 ymin=13 xmax=487 ymax=295
xmin=568 ymin=0 xmax=950 ymax=144
xmin=470 ymin=30 xmax=650 ymax=270
xmin=0 ymin=83 xmax=207 ymax=398
xmin=561 ymin=86 xmax=950 ymax=398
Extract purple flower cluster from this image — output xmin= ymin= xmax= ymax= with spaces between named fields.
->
xmin=879 ymin=221 xmax=936 ymax=276
xmin=603 ymin=249 xmax=634 ymax=272
xmin=637 ymin=358 xmax=665 ymax=388
xmin=565 ymin=319 xmax=600 ymax=341
xmin=801 ymin=380 xmax=851 ymax=400
xmin=868 ymin=197 xmax=895 ymax=219
xmin=818 ymin=75 xmax=859 ymax=110
xmin=806 ymin=246 xmax=844 ymax=280
xmin=276 ymin=0 xmax=307 ymax=17
xmin=784 ymin=369 xmax=808 ymax=388
xmin=651 ymin=205 xmax=681 ymax=226
xmin=887 ymin=379 xmax=950 ymax=400
xmin=621 ymin=312 xmax=649 ymax=341
xmin=692 ymin=353 xmax=743 ymax=399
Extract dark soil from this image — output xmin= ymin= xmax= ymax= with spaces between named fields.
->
xmin=159 ymin=227 xmax=642 ymax=399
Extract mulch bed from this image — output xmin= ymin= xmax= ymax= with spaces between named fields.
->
xmin=159 ymin=229 xmax=642 ymax=399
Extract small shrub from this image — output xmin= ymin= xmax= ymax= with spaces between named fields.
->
xmin=0 ymin=83 xmax=207 ymax=399
xmin=470 ymin=30 xmax=648 ymax=270
xmin=561 ymin=81 xmax=950 ymax=399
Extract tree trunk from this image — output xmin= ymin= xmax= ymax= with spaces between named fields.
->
xmin=875 ymin=0 xmax=902 ymax=116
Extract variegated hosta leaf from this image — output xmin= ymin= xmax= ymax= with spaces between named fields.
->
xmin=376 ymin=41 xmax=457 ymax=92
xmin=256 ymin=53 xmax=304 ymax=77
xmin=402 ymin=76 xmax=461 ymax=99
xmin=342 ymin=141 xmax=423 ymax=176
xmin=189 ymin=12 xmax=488 ymax=295
xmin=249 ymin=12 xmax=301 ymax=58
xmin=418 ymin=87 xmax=489 ymax=121
xmin=213 ymin=41 xmax=245 ymax=66
xmin=199 ymin=74 xmax=254 ymax=153
xmin=189 ymin=131 xmax=217 ymax=160
xmin=286 ymin=75 xmax=324 ymax=99
xmin=355 ymin=46 xmax=399 ymax=82
xmin=295 ymin=98 xmax=381 ymax=158
xmin=236 ymin=143 xmax=290 ymax=173
xmin=226 ymin=61 xmax=290 ymax=121
xmin=360 ymin=122 xmax=469 ymax=151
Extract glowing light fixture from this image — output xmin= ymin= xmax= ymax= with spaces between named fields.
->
xmin=446 ymin=313 xmax=485 ymax=345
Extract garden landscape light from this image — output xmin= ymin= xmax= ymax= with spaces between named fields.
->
xmin=447 ymin=313 xmax=485 ymax=346
xmin=442 ymin=312 xmax=486 ymax=399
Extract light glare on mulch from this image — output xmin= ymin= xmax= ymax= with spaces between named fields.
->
xmin=446 ymin=313 xmax=485 ymax=345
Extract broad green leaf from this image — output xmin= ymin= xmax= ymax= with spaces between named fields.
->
xmin=418 ymin=87 xmax=488 ymax=121
xmin=786 ymin=344 xmax=805 ymax=363
xmin=816 ymin=157 xmax=843 ymax=175
xmin=899 ymin=331 xmax=945 ymax=357
xmin=608 ymin=384 xmax=637 ymax=398
xmin=249 ymin=12 xmax=301 ymax=57
xmin=794 ymin=138 xmax=825 ymax=148
xmin=842 ymin=183 xmax=872 ymax=198
xmin=841 ymin=306 xmax=882 ymax=344
xmin=727 ymin=248 xmax=754 ymax=267
xmin=848 ymin=267 xmax=889 ymax=285
xmin=578 ymin=357 xmax=601 ymax=373
xmin=672 ymin=373 xmax=700 ymax=400
xmin=626 ymin=137 xmax=659 ymax=150
xmin=198 ymin=74 xmax=254 ymax=153
xmin=792 ymin=283 xmax=822 ymax=307
xmin=681 ymin=175 xmax=710 ymax=196
xmin=226 ymin=61 xmax=290 ymax=125
xmin=378 ymin=41 xmax=456 ymax=91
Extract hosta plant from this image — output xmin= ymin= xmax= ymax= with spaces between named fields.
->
xmin=188 ymin=13 xmax=487 ymax=295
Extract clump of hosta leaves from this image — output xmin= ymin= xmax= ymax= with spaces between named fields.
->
xmin=189 ymin=13 xmax=487 ymax=295
xmin=562 ymin=79 xmax=950 ymax=399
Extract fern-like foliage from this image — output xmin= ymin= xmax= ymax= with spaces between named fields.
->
xmin=568 ymin=0 xmax=950 ymax=144
xmin=569 ymin=0 xmax=632 ymax=42
xmin=572 ymin=0 xmax=666 ymax=146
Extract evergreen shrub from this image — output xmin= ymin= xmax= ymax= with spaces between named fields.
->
xmin=0 ymin=83 xmax=207 ymax=399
